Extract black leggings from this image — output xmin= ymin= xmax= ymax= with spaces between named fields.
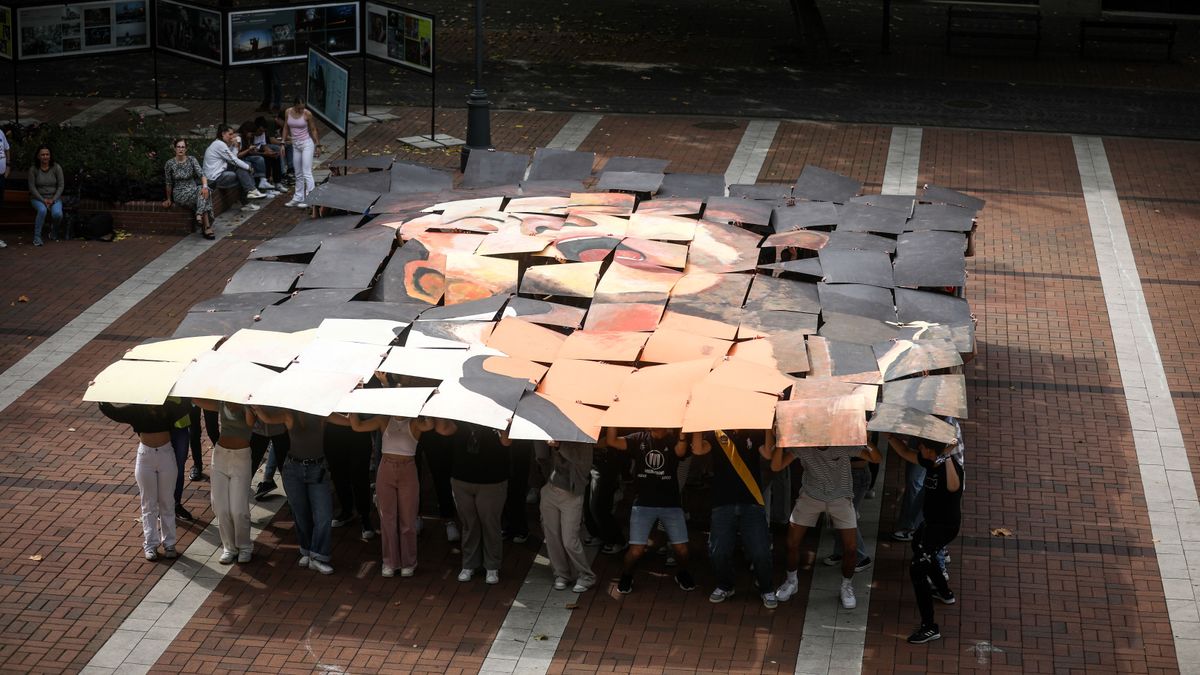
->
xmin=250 ymin=431 xmax=290 ymax=475
xmin=188 ymin=407 xmax=219 ymax=466
xmin=910 ymin=520 xmax=959 ymax=626
xmin=327 ymin=433 xmax=374 ymax=529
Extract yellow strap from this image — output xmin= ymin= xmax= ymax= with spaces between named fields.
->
xmin=716 ymin=429 xmax=764 ymax=507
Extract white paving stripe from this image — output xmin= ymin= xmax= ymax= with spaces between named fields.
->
xmin=1073 ymin=136 xmax=1200 ymax=672
xmin=792 ymin=126 xmax=921 ymax=675
xmin=546 ymin=113 xmax=603 ymax=151
xmin=725 ymin=119 xmax=781 ymax=190
xmin=81 ymin=492 xmax=289 ymax=675
xmin=64 ymin=99 xmax=129 ymax=127
xmin=481 ymin=116 xmax=784 ymax=675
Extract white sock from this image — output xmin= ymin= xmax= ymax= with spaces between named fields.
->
xmin=787 ymin=570 xmax=798 ymax=583
xmin=841 ymin=577 xmax=853 ymax=587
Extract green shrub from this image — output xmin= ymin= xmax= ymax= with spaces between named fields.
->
xmin=11 ymin=113 xmax=203 ymax=203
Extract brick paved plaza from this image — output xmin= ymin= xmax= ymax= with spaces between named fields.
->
xmin=1 ymin=85 xmax=1199 ymax=675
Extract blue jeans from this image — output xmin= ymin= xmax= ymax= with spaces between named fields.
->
xmin=282 ymin=459 xmax=334 ymax=562
xmin=897 ymin=462 xmax=927 ymax=531
xmin=171 ymin=427 xmax=190 ymax=506
xmin=31 ymin=198 xmax=62 ymax=240
xmin=629 ymin=505 xmax=688 ymax=545
xmin=213 ymin=167 xmax=255 ymax=198
xmin=710 ymin=503 xmax=773 ymax=593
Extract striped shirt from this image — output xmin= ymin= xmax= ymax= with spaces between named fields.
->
xmin=791 ymin=446 xmax=862 ymax=502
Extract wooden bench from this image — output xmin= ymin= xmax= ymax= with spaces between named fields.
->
xmin=1080 ymin=19 xmax=1176 ymax=61
xmin=946 ymin=5 xmax=1042 ymax=57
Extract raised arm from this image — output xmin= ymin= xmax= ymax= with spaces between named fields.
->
xmin=433 ymin=418 xmax=457 ymax=437
xmin=346 ymin=413 xmax=388 ymax=433
xmin=944 ymin=457 xmax=962 ymax=493
xmin=759 ymin=428 xmax=775 ymax=460
xmin=889 ymin=435 xmax=918 ymax=464
xmin=770 ymin=444 xmax=796 ymax=473
xmin=672 ymin=433 xmax=688 ymax=458
xmin=604 ymin=427 xmax=628 ymax=451
xmin=250 ymin=405 xmax=288 ymax=426
xmin=858 ymin=439 xmax=883 ymax=463
xmin=689 ymin=432 xmax=711 ymax=456
xmin=192 ymin=398 xmax=219 ymax=412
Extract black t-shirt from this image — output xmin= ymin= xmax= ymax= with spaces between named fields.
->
xmin=627 ymin=431 xmax=682 ymax=508
xmin=921 ymin=457 xmax=964 ymax=525
xmin=706 ymin=430 xmax=767 ymax=507
xmin=451 ymin=424 xmax=510 ymax=484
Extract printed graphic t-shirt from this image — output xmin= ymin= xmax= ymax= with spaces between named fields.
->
xmin=627 ymin=431 xmax=682 ymax=508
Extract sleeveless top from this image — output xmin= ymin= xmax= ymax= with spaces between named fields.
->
xmin=288 ymin=412 xmax=326 ymax=460
xmin=287 ymin=112 xmax=310 ymax=142
xmin=381 ymin=417 xmax=418 ymax=456
xmin=219 ymin=403 xmax=252 ymax=442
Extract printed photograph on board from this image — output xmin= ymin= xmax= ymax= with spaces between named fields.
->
xmin=19 ymin=1 xmax=148 ymax=60
xmin=364 ymin=2 xmax=433 ymax=74
xmin=229 ymin=2 xmax=358 ymax=65
xmin=156 ymin=0 xmax=222 ymax=65
xmin=306 ymin=47 xmax=349 ymax=136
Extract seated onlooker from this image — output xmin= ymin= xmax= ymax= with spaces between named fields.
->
xmin=28 ymin=144 xmax=64 ymax=246
xmin=235 ymin=121 xmax=276 ymax=194
xmin=202 ymin=125 xmax=267 ymax=212
xmin=253 ymin=116 xmax=287 ymax=187
xmin=162 ymin=138 xmax=215 ymax=239
xmin=272 ymin=111 xmax=295 ymax=186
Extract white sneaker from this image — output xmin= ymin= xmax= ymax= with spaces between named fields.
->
xmin=381 ymin=565 xmax=395 ymax=578
xmin=241 ymin=203 xmax=261 ymax=211
xmin=709 ymin=588 xmax=735 ymax=603
xmin=246 ymin=189 xmax=267 ymax=199
xmin=238 ymin=550 xmax=252 ymax=564
xmin=485 ymin=570 xmax=500 ymax=585
xmin=258 ymin=179 xmax=273 ymax=190
xmin=554 ymin=577 xmax=569 ymax=591
xmin=298 ymin=555 xmax=310 ymax=568
xmin=218 ymin=550 xmax=237 ymax=565
xmin=840 ymin=579 xmax=857 ymax=609
xmin=761 ymin=592 xmax=779 ymax=609
xmin=776 ymin=578 xmax=799 ymax=602
xmin=0 ymin=240 xmax=7 ymax=248
xmin=572 ymin=581 xmax=592 ymax=593
xmin=285 ymin=198 xmax=300 ymax=207
xmin=400 ymin=566 xmax=415 ymax=578
xmin=361 ymin=529 xmax=377 ymax=541
xmin=310 ymin=559 xmax=334 ymax=575
xmin=457 ymin=568 xmax=474 ymax=582
xmin=446 ymin=521 xmax=460 ymax=542
xmin=294 ymin=202 xmax=307 ymax=209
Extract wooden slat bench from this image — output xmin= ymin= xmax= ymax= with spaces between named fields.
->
xmin=946 ymin=5 xmax=1042 ymax=57
xmin=1080 ymin=19 xmax=1176 ymax=62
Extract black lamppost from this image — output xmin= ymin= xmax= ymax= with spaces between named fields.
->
xmin=461 ymin=0 xmax=492 ymax=172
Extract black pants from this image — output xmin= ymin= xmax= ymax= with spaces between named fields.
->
xmin=326 ymin=427 xmax=374 ymax=530
xmin=422 ymin=441 xmax=458 ymax=514
xmin=585 ymin=459 xmax=623 ymax=545
xmin=188 ymin=406 xmax=219 ymax=467
xmin=910 ymin=520 xmax=959 ymax=626
xmin=503 ymin=443 xmax=531 ymax=538
xmin=250 ymin=431 xmax=290 ymax=475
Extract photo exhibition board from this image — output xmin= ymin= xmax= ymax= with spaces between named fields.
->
xmin=17 ymin=0 xmax=148 ymax=60
xmin=306 ymin=46 xmax=349 ymax=137
xmin=155 ymin=0 xmax=221 ymax=65
xmin=228 ymin=1 xmax=358 ymax=65
xmin=0 ymin=7 xmax=12 ymax=59
xmin=364 ymin=1 xmax=432 ymax=74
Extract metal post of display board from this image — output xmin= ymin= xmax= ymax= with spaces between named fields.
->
xmin=429 ymin=68 xmax=435 ymax=142
xmin=222 ymin=68 xmax=228 ymax=124
xmin=11 ymin=62 xmax=17 ymax=126
xmin=152 ymin=45 xmax=160 ymax=110
xmin=362 ymin=52 xmax=368 ymax=116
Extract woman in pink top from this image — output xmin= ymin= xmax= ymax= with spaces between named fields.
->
xmin=347 ymin=413 xmax=445 ymax=577
xmin=281 ymin=97 xmax=320 ymax=208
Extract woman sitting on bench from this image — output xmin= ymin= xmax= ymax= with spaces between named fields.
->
xmin=28 ymin=144 xmax=64 ymax=247
xmin=162 ymin=138 xmax=215 ymax=239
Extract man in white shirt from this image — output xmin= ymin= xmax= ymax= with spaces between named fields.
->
xmin=203 ymin=125 xmax=265 ymax=211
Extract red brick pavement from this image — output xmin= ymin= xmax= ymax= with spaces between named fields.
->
xmin=863 ymin=129 xmax=1177 ymax=674
xmin=0 ymin=110 xmax=1194 ymax=675
xmin=1106 ymin=138 xmax=1200 ymax=508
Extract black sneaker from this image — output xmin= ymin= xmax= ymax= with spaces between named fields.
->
xmin=189 ymin=465 xmax=204 ymax=481
xmin=855 ymin=556 xmax=873 ymax=573
xmin=907 ymin=624 xmax=941 ymax=644
xmin=617 ymin=574 xmax=633 ymax=594
xmin=175 ymin=504 xmax=193 ymax=521
xmin=932 ymin=589 xmax=956 ymax=605
xmin=254 ymin=479 xmax=277 ymax=500
xmin=601 ymin=543 xmax=628 ymax=555
xmin=675 ymin=570 xmax=696 ymax=591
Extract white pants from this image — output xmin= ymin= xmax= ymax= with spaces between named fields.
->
xmin=291 ymin=138 xmax=315 ymax=202
xmin=135 ymin=442 xmax=177 ymax=554
xmin=211 ymin=444 xmax=253 ymax=554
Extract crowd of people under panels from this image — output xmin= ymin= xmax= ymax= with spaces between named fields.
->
xmin=100 ymin=383 xmax=965 ymax=646
xmin=0 ymin=96 xmax=321 ymax=249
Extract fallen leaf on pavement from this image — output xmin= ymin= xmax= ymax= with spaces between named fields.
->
xmin=990 ymin=527 xmax=1013 ymax=537
xmin=29 ymin=555 xmax=42 ymax=561
xmin=17 ymin=295 xmax=29 ymax=303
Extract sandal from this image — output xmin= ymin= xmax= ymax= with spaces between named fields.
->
xmin=203 ymin=227 xmax=215 ymax=240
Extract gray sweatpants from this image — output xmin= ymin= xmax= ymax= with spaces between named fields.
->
xmin=452 ymin=478 xmax=506 ymax=572
xmin=540 ymin=484 xmax=595 ymax=586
